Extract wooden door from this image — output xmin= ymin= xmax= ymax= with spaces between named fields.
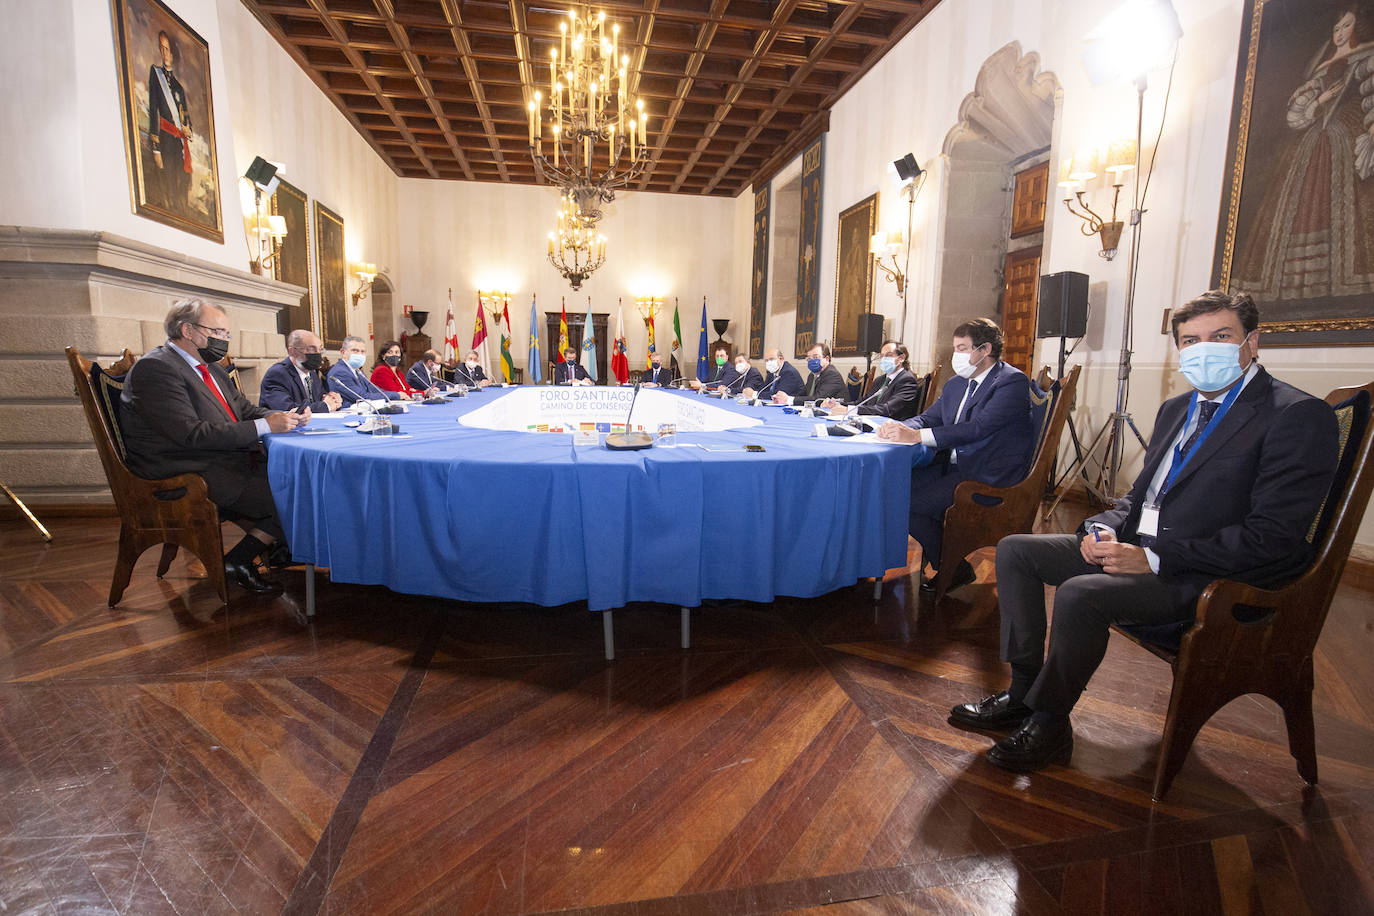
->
xmin=1010 ymin=161 xmax=1049 ymax=238
xmin=545 ymin=312 xmax=609 ymax=382
xmin=1002 ymin=247 xmax=1041 ymax=374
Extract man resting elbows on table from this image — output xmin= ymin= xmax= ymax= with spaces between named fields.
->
xmin=120 ymin=298 xmax=306 ymax=595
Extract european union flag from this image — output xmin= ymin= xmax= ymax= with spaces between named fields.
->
xmin=696 ymin=299 xmax=709 ymax=382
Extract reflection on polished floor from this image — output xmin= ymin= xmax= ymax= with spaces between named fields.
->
xmin=1 ymin=512 xmax=1372 ymax=915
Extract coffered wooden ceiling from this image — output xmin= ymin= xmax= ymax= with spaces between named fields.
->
xmin=241 ymin=0 xmax=942 ymax=197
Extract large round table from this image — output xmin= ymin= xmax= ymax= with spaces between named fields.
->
xmin=265 ymin=387 xmax=913 ymax=650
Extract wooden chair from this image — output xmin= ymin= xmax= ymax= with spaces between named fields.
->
xmin=66 ymin=347 xmax=228 ymax=607
xmin=1114 ymin=380 xmax=1374 ymax=801
xmin=930 ymin=365 xmax=1081 ymax=602
xmin=217 ymin=355 xmax=242 ymax=392
xmin=917 ymin=365 xmax=944 ymax=412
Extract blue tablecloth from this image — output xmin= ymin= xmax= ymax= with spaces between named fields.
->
xmin=264 ymin=389 xmax=912 ymax=611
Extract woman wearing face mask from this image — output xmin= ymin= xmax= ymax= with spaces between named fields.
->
xmin=370 ymin=340 xmax=427 ymax=399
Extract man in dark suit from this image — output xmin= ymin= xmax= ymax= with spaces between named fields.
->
xmin=745 ymin=347 xmax=803 ymax=401
xmin=878 ymin=319 xmax=1036 ymax=592
xmin=948 ymin=291 xmax=1339 ymax=774
xmin=407 ymin=349 xmax=461 ymax=392
xmin=642 ymin=351 xmax=675 ymax=387
xmin=451 ymin=349 xmax=493 ymax=388
xmin=828 ymin=340 xmax=921 ymax=420
xmin=121 ymin=299 xmax=307 ymax=594
xmin=775 ymin=343 xmax=846 ymax=405
xmin=260 ymin=329 xmax=343 ymax=414
xmin=327 ymin=335 xmax=404 ymax=406
xmin=555 ymin=348 xmax=592 ymax=385
xmin=689 ymin=346 xmax=732 ymax=390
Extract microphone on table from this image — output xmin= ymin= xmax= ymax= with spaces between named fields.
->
xmin=335 ymin=377 xmax=405 ymax=414
xmin=605 ymin=381 xmax=653 ymax=450
xmin=751 ymin=373 xmax=781 ymax=404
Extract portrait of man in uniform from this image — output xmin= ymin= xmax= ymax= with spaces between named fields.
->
xmin=112 ymin=0 xmax=224 ymax=242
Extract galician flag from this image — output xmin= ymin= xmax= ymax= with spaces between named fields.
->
xmin=499 ymin=304 xmax=514 ymax=383
xmin=557 ymin=298 xmax=570 ymax=362
xmin=696 ymin=297 xmax=709 ymax=382
xmin=527 ymin=296 xmax=542 ymax=384
xmin=581 ymin=297 xmax=598 ymax=381
xmin=472 ymin=294 xmax=489 ymax=370
xmin=611 ymin=299 xmax=629 ymax=384
xmin=442 ymin=288 xmax=458 ymax=363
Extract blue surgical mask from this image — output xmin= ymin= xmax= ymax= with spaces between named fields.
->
xmin=807 ymin=357 xmax=823 ymax=373
xmin=346 ymin=353 xmax=366 ymax=370
xmin=1179 ymin=336 xmax=1249 ymax=392
xmin=879 ymin=356 xmax=897 ymax=375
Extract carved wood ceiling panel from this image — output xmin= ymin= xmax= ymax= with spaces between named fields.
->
xmin=240 ymin=0 xmax=942 ymax=197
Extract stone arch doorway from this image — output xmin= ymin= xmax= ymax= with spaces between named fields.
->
xmin=370 ymin=273 xmax=395 ymax=353
xmin=931 ymin=43 xmax=1059 ymax=372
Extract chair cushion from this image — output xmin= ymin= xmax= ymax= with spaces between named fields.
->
xmin=1306 ymin=388 xmax=1370 ymax=544
xmin=90 ymin=363 xmax=129 ymax=462
xmin=1119 ymin=617 xmax=1191 ymax=652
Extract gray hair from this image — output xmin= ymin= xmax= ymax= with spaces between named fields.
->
xmin=341 ymin=335 xmax=366 ymax=351
xmin=164 ymin=297 xmax=216 ymax=339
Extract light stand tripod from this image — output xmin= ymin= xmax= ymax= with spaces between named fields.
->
xmin=1045 ymin=73 xmax=1154 ymax=517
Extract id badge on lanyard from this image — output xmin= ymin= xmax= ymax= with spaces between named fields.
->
xmin=1146 ymin=382 xmax=1243 ymax=537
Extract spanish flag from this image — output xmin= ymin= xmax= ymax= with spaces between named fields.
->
xmin=557 ymin=297 xmax=570 ymax=362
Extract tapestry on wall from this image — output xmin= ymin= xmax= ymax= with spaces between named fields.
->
xmin=795 ymin=137 xmax=824 ymax=357
xmin=833 ymin=193 xmax=877 ymax=357
xmin=748 ymin=187 xmax=770 ymax=359
xmin=313 ymin=202 xmax=346 ymax=350
xmin=1211 ymin=0 xmax=1374 ymax=346
xmin=111 ymin=0 xmax=223 ymax=242
xmin=272 ymin=178 xmax=314 ymax=337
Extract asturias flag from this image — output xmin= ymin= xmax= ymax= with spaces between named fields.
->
xmin=527 ymin=297 xmax=542 ymax=384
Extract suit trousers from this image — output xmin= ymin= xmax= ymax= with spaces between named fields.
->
xmin=997 ymin=533 xmax=1190 ymax=716
xmin=908 ymin=461 xmax=968 ymax=568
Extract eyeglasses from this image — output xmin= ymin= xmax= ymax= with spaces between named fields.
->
xmin=194 ymin=323 xmax=232 ymax=340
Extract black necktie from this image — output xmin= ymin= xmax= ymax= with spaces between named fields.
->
xmin=306 ymin=372 xmax=316 ymax=401
xmin=957 ymin=379 xmax=978 ymax=422
xmin=1179 ymin=400 xmax=1220 ymax=459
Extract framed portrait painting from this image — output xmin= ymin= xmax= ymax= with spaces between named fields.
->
xmin=832 ymin=193 xmax=878 ymax=356
xmin=1211 ymin=0 xmax=1374 ymax=346
xmin=271 ymin=178 xmax=315 ymax=337
xmin=314 ymin=201 xmax=346 ymax=350
xmin=111 ymin=0 xmax=224 ymax=242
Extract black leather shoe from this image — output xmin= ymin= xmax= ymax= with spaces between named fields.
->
xmin=920 ymin=559 xmax=977 ymax=593
xmin=224 ymin=560 xmax=284 ymax=596
xmin=265 ymin=541 xmax=293 ymax=570
xmin=949 ymin=690 xmax=1032 ymax=731
xmin=987 ymin=719 xmax=1073 ymax=773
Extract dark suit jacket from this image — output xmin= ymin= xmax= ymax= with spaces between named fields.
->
xmin=452 ymin=363 xmax=488 ymax=386
xmin=857 ymin=368 xmax=921 ymax=420
xmin=717 ymin=365 xmax=762 ymax=394
xmin=555 ymin=361 xmax=590 ymax=384
xmin=406 ymin=362 xmax=450 ymax=391
xmin=259 ymin=358 xmax=331 ymax=413
xmin=755 ymin=361 xmax=803 ymax=398
xmin=1087 ymin=366 xmax=1338 ymax=601
xmin=800 ymin=365 xmax=846 ymax=402
xmin=703 ymin=363 xmax=730 ymax=386
xmin=642 ymin=364 xmax=675 ymax=386
xmin=120 ymin=344 xmax=273 ymax=505
xmin=326 ymin=362 xmax=402 ymax=404
xmin=906 ymin=361 xmax=1036 ymax=487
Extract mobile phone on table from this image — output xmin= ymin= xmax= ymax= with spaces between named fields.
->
xmin=744 ymin=444 xmax=766 ymax=452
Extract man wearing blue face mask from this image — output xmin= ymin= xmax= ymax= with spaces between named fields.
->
xmin=948 ymin=290 xmax=1339 ymax=776
xmin=327 ymin=335 xmax=406 ymax=406
xmin=826 ymin=340 xmax=921 ymax=420
xmin=774 ymin=343 xmax=846 ymax=404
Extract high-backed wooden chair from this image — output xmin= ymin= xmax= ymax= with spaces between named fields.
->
xmin=66 ymin=347 xmax=228 ymax=607
xmin=1115 ymin=380 xmax=1374 ymax=801
xmin=918 ymin=365 xmax=944 ymax=412
xmin=217 ymin=355 xmax=242 ymax=392
xmin=930 ymin=365 xmax=1081 ymax=601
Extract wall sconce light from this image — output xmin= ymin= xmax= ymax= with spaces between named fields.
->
xmin=245 ymin=213 xmax=288 ymax=272
xmin=633 ymin=295 xmax=663 ymax=322
xmin=1058 ymin=139 xmax=1136 ymax=260
xmin=870 ymin=230 xmax=906 ymax=294
xmin=351 ymin=261 xmax=377 ymax=307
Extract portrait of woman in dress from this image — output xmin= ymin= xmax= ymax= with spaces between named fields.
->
xmin=1231 ymin=5 xmax=1374 ymax=305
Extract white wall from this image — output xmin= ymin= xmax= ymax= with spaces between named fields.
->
xmin=396 ymin=179 xmax=740 ymax=376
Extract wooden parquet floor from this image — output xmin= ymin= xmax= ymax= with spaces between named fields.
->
xmin=1 ymin=511 xmax=1372 ymax=915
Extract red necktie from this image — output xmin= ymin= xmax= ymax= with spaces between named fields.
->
xmin=196 ymin=364 xmax=237 ymax=420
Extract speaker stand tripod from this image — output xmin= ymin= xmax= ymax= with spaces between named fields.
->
xmin=1 ymin=483 xmax=51 ymax=542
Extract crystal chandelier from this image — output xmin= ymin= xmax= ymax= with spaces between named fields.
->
xmin=526 ymin=3 xmax=650 ymax=222
xmin=547 ymin=192 xmax=606 ymax=291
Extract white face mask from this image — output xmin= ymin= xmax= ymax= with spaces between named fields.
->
xmin=951 ymin=352 xmax=975 ymax=378
xmin=735 ymin=362 xmax=748 ymax=372
xmin=765 ymin=359 xmax=779 ymax=373
xmin=466 ymin=359 xmax=478 ymax=369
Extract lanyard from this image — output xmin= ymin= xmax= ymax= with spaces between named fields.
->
xmin=1161 ymin=381 xmax=1243 ymax=495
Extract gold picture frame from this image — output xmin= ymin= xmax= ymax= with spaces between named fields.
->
xmin=832 ymin=193 xmax=878 ymax=357
xmin=271 ymin=178 xmax=314 ymax=338
xmin=110 ymin=0 xmax=223 ymax=242
xmin=313 ymin=201 xmax=346 ymax=349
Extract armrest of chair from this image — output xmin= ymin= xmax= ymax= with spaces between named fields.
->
xmin=124 ymin=469 xmax=213 ymax=505
xmin=1180 ymin=577 xmax=1286 ymax=652
xmin=950 ymin=478 xmax=1011 ymax=507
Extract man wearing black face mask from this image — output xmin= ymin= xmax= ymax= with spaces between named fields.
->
xmin=260 ymin=329 xmax=343 ymax=413
xmin=121 ymin=298 xmax=306 ymax=595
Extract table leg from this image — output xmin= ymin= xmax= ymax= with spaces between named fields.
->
xmin=602 ymin=610 xmax=614 ymax=661
xmin=305 ymin=565 xmax=316 ymax=619
xmin=680 ymin=607 xmax=691 ymax=649
xmin=872 ymin=577 xmax=883 ymax=601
